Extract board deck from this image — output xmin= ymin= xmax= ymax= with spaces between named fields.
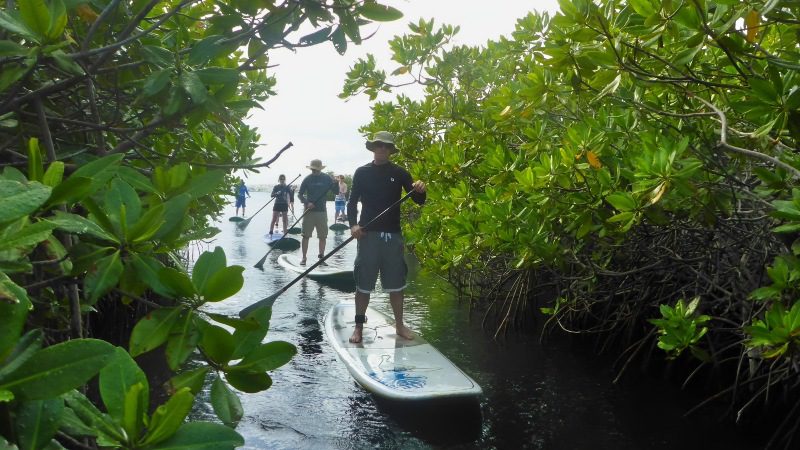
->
xmin=324 ymin=302 xmax=482 ymax=401
xmin=277 ymin=254 xmax=353 ymax=283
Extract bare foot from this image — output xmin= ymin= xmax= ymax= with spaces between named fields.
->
xmin=349 ymin=326 xmax=363 ymax=343
xmin=396 ymin=324 xmax=414 ymax=340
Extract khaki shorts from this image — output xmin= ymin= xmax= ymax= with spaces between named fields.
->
xmin=354 ymin=231 xmax=407 ymax=293
xmin=302 ymin=211 xmax=328 ymax=238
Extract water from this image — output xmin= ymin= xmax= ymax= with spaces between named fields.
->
xmin=194 ymin=192 xmax=760 ymax=449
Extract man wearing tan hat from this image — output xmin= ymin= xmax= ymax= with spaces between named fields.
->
xmin=347 ymin=131 xmax=427 ymax=343
xmin=297 ymin=159 xmax=339 ymax=265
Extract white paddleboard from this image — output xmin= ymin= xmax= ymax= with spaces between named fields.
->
xmin=324 ymin=302 xmax=482 ymax=401
xmin=277 ymin=254 xmax=353 ymax=283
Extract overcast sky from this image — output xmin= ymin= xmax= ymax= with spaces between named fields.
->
xmin=241 ymin=0 xmax=559 ymax=187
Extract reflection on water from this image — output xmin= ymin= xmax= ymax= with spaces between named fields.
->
xmin=194 ymin=193 xmax=760 ymax=450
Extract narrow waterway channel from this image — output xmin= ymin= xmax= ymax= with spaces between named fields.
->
xmin=192 ymin=192 xmax=761 ymax=449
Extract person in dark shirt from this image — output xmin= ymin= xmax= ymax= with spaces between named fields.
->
xmin=235 ymin=180 xmax=250 ymax=217
xmin=297 ymin=159 xmax=339 ymax=265
xmin=269 ymin=174 xmax=295 ymax=235
xmin=347 ymin=131 xmax=426 ymax=343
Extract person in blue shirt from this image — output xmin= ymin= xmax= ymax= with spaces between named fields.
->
xmin=235 ymin=180 xmax=250 ymax=217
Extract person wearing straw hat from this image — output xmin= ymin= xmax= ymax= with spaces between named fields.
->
xmin=347 ymin=131 xmax=427 ymax=344
xmin=297 ymin=159 xmax=339 ymax=266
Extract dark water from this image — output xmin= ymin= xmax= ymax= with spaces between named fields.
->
xmin=192 ymin=192 xmax=760 ymax=449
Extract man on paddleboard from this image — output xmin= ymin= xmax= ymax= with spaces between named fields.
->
xmin=348 ymin=131 xmax=426 ymax=343
xmin=235 ymin=179 xmax=251 ymax=217
xmin=298 ymin=159 xmax=339 ymax=266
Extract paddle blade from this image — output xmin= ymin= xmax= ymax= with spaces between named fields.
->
xmin=236 ymin=217 xmax=252 ymax=229
xmin=239 ymin=293 xmax=279 ymax=318
xmin=253 ymin=254 xmax=267 ymax=269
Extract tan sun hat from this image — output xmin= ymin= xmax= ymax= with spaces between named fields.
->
xmin=307 ymin=159 xmax=325 ymax=171
xmin=365 ymin=131 xmax=398 ymax=153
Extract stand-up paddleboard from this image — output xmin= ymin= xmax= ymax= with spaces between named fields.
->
xmin=329 ymin=223 xmax=349 ymax=231
xmin=277 ymin=254 xmax=353 ymax=284
xmin=229 ymin=216 xmax=245 ymax=222
xmin=264 ymin=234 xmax=300 ymax=250
xmin=324 ymin=302 xmax=482 ymax=401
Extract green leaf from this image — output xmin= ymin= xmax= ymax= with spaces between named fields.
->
xmin=15 ymin=398 xmax=64 ymax=450
xmin=152 ymin=194 xmax=191 ymax=241
xmin=143 ymin=69 xmax=172 ymax=97
xmin=19 ymin=0 xmax=50 ymax=39
xmin=44 ymin=175 xmax=93 ymax=207
xmin=228 ymin=341 xmax=296 ymax=373
xmin=0 ymin=339 xmax=115 ymax=400
xmin=360 ymin=3 xmax=403 ymax=21
xmin=158 ymin=267 xmax=196 ymax=298
xmin=180 ymin=71 xmax=208 ymax=105
xmin=192 ymin=247 xmax=226 ymax=294
xmin=127 ymin=203 xmax=165 ymax=243
xmin=298 ymin=26 xmax=332 ymax=45
xmin=0 ymin=180 xmax=52 ymax=224
xmin=122 ymin=382 xmax=146 ymax=442
xmin=606 ymin=192 xmax=637 ymax=211
xmin=129 ymin=254 xmax=171 ymax=297
xmin=99 ymin=347 xmax=148 ymax=424
xmin=224 ymin=371 xmax=272 ymax=393
xmin=46 ymin=0 xmax=67 ymax=40
xmin=167 ymin=367 xmax=209 ymax=395
xmin=198 ymin=322 xmax=234 ymax=365
xmin=28 ymin=137 xmax=43 ymax=182
xmin=139 ymin=388 xmax=194 ymax=446
xmin=330 ymin=26 xmax=347 ymax=55
xmin=231 ymin=307 xmax=271 ymax=360
xmin=129 ymin=307 xmax=183 ymax=357
xmin=187 ymin=35 xmax=226 ymax=66
xmin=0 ymin=329 xmax=42 ymax=382
xmin=71 ymin=153 xmax=124 ymax=192
xmin=210 ymin=376 xmax=243 ymax=428
xmin=141 ymin=45 xmax=173 ymax=68
xmin=201 ymin=266 xmax=244 ymax=302
xmin=181 ymin=170 xmax=225 ymax=198
xmin=148 ymin=421 xmax=244 ymax=450
xmin=84 ymin=250 xmax=123 ymax=304
xmin=41 ymin=161 xmax=64 ymax=187
xmin=47 ymin=211 xmax=119 ymax=243
xmin=195 ymin=67 xmax=239 ymax=85
xmin=63 ymin=390 xmax=126 ymax=443
xmin=0 ymin=220 xmax=54 ymax=252
xmin=0 ymin=273 xmax=32 ymax=360
xmin=629 ymin=0 xmax=658 ymax=17
xmin=165 ymin=311 xmax=200 ymax=370
xmin=0 ymin=11 xmax=37 ymax=41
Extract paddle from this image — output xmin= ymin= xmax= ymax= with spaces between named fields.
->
xmin=237 ymin=174 xmax=300 ymax=230
xmin=253 ymin=185 xmax=336 ymax=269
xmin=240 ymin=190 xmax=415 ymax=318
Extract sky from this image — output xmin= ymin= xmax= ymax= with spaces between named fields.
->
xmin=242 ymin=0 xmax=560 ymax=187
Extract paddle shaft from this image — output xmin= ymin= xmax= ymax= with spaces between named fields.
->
xmin=238 ymin=173 xmax=301 ymax=229
xmin=253 ymin=181 xmax=337 ymax=268
xmin=241 ymin=190 xmax=415 ymax=317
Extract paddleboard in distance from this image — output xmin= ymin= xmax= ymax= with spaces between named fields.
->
xmin=277 ymin=254 xmax=353 ymax=284
xmin=264 ymin=234 xmax=301 ymax=250
xmin=329 ymin=223 xmax=349 ymax=231
xmin=229 ymin=216 xmax=245 ymax=222
xmin=324 ymin=302 xmax=482 ymax=401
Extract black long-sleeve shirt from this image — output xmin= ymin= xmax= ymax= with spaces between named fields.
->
xmin=347 ymin=161 xmax=426 ymax=232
